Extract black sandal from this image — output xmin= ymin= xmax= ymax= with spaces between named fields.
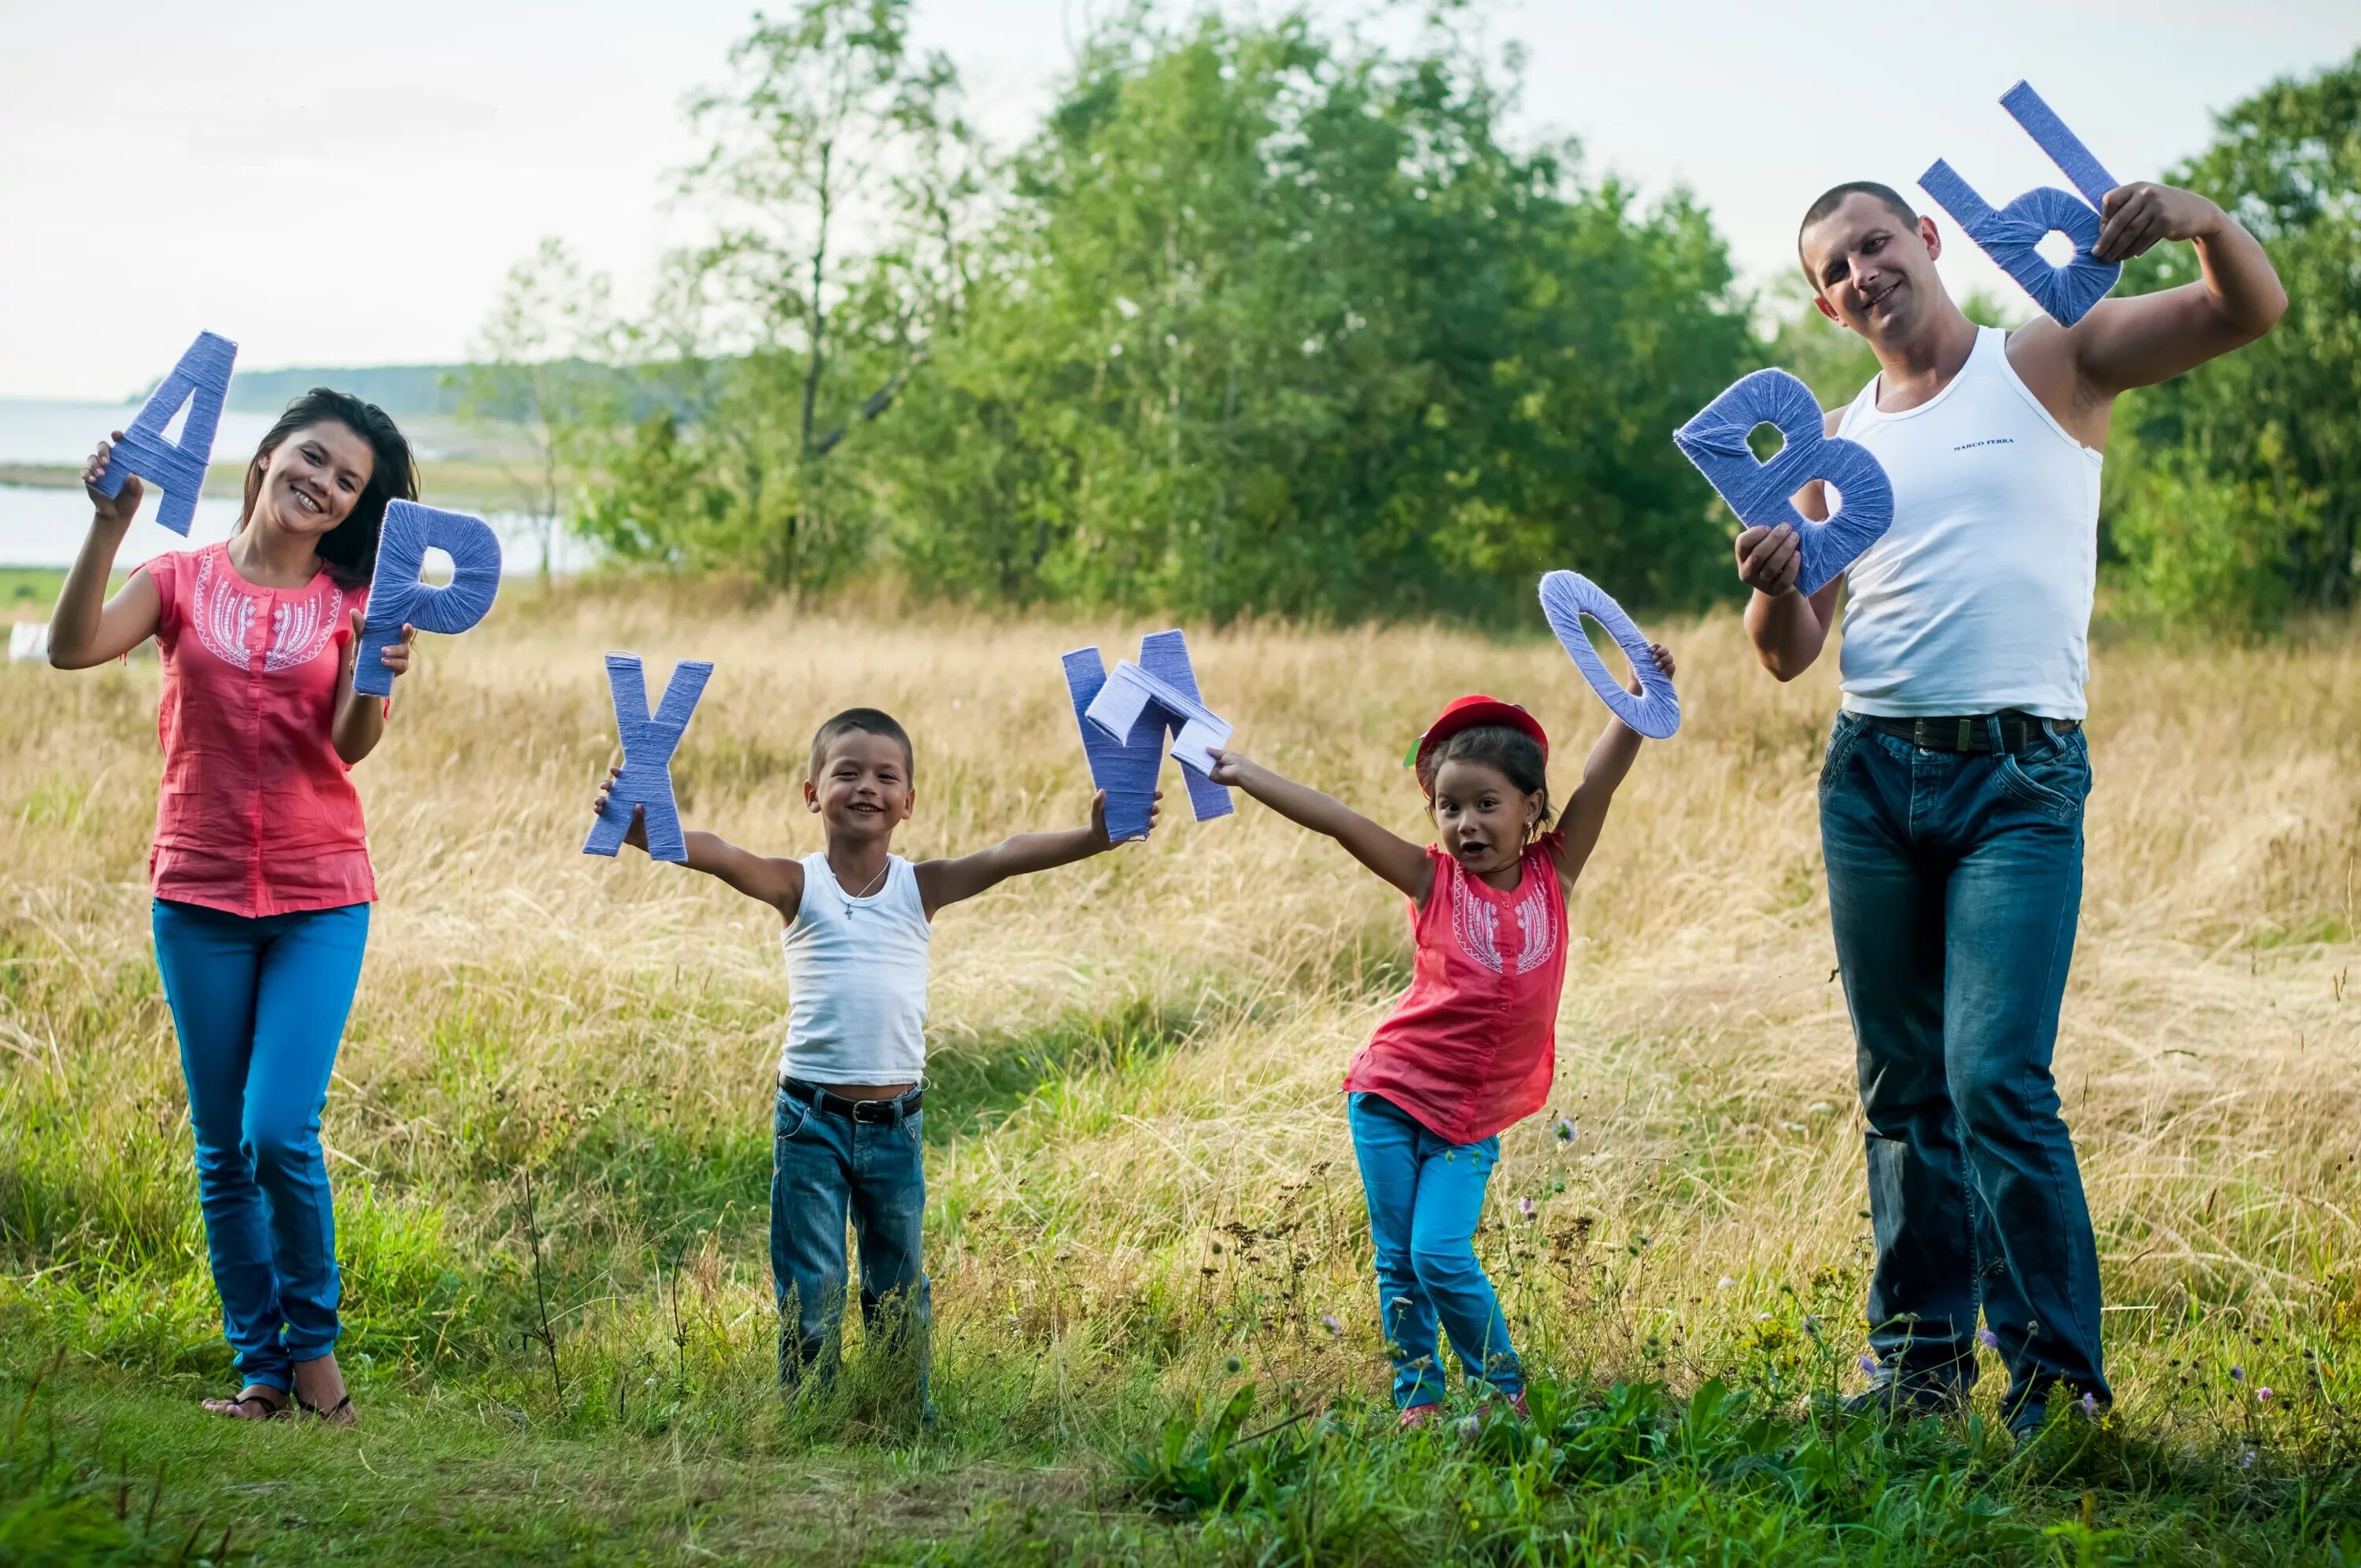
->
xmin=205 ymin=1390 xmax=288 ymax=1421
xmin=295 ymin=1393 xmax=355 ymax=1426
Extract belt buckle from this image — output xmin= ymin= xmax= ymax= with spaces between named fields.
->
xmin=852 ymin=1098 xmax=893 ymax=1126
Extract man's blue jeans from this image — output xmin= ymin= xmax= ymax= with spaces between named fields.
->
xmin=769 ymin=1085 xmax=929 ymax=1399
xmin=150 ymin=898 xmax=370 ymax=1394
xmin=1819 ymin=712 xmax=2108 ymax=1423
xmin=1347 ymin=1092 xmax=1522 ymax=1409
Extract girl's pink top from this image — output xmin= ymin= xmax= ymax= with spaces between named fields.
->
xmin=1342 ymin=831 xmax=1567 ymax=1145
xmin=138 ymin=541 xmax=375 ymax=917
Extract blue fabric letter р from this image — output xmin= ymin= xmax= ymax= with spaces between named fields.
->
xmin=93 ymin=330 xmax=238 ymax=537
xmin=352 ymin=501 xmax=504 ymax=698
xmin=1538 ymin=571 xmax=1680 ymax=740
xmin=583 ymin=653 xmax=714 ymax=863
xmin=1672 ymin=367 xmax=1895 ymax=597
xmin=1919 ymin=80 xmax=2123 ymax=327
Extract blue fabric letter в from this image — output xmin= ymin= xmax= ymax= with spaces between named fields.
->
xmin=1919 ymin=81 xmax=2122 ymax=327
xmin=1673 ymin=368 xmax=1895 ymax=596
xmin=93 ymin=330 xmax=238 ymax=537
xmin=583 ymin=653 xmax=714 ymax=863
xmin=352 ymin=501 xmax=504 ymax=698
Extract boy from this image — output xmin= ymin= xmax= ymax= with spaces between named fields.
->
xmin=593 ymin=707 xmax=1150 ymax=1403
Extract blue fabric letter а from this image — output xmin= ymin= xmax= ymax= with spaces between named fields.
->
xmin=93 ymin=330 xmax=238 ymax=537
xmin=1062 ymin=629 xmax=1234 ymax=842
xmin=1538 ymin=571 xmax=1680 ymax=740
xmin=1919 ymin=80 xmax=2122 ymax=327
xmin=1672 ymin=368 xmax=1894 ymax=596
xmin=584 ymin=653 xmax=714 ymax=863
xmin=353 ymin=500 xmax=504 ymax=698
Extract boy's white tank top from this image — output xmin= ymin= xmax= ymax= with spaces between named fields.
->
xmin=778 ymin=853 xmax=930 ymax=1085
xmin=1832 ymin=326 xmax=2103 ymax=720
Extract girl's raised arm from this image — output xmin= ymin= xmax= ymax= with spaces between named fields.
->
xmin=48 ymin=435 xmax=162 ymax=670
xmin=1554 ymin=643 xmax=1676 ymax=895
xmin=1209 ymin=751 xmax=1433 ymax=904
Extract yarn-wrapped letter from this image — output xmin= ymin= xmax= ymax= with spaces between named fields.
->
xmin=353 ymin=501 xmax=504 ymax=697
xmin=1919 ymin=80 xmax=2121 ymax=327
xmin=583 ymin=653 xmax=713 ymax=863
xmin=1673 ymin=368 xmax=1894 ymax=598
xmin=1538 ymin=572 xmax=1679 ymax=740
xmin=93 ymin=330 xmax=238 ymax=537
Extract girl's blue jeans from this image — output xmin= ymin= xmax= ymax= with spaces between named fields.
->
xmin=1347 ymin=1091 xmax=1522 ymax=1408
xmin=151 ymin=898 xmax=369 ymax=1393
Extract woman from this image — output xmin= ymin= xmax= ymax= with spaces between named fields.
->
xmin=48 ymin=389 xmax=423 ymax=1426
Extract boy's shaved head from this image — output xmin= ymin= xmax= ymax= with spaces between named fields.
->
xmin=808 ymin=708 xmax=914 ymax=780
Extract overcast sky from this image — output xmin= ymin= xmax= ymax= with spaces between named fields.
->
xmin=2 ymin=0 xmax=2353 ymax=400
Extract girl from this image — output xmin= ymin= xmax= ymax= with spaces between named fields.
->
xmin=1209 ymin=644 xmax=1673 ymax=1426
xmin=47 ymin=390 xmax=424 ymax=1426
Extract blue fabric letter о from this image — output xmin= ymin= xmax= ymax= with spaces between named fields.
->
xmin=353 ymin=501 xmax=504 ymax=698
xmin=94 ymin=330 xmax=238 ymax=537
xmin=1673 ymin=368 xmax=1895 ymax=596
xmin=1919 ymin=81 xmax=2122 ymax=327
xmin=584 ymin=653 xmax=714 ymax=862
xmin=1538 ymin=572 xmax=1680 ymax=740
xmin=1062 ymin=630 xmax=1234 ymax=842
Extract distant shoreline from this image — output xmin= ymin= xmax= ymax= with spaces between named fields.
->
xmin=0 ymin=459 xmax=541 ymax=512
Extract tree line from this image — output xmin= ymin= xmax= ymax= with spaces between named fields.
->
xmin=465 ymin=1 xmax=2359 ymax=629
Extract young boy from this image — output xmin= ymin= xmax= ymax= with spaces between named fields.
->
xmin=593 ymin=707 xmax=1150 ymax=1403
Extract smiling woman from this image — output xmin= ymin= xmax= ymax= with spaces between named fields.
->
xmin=39 ymin=388 xmax=432 ymax=1431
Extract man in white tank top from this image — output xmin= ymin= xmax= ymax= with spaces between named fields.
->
xmin=1734 ymin=178 xmax=2284 ymax=1438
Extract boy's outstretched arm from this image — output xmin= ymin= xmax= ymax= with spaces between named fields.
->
xmin=1208 ymin=752 xmax=1433 ymax=904
xmin=592 ymin=766 xmax=806 ymax=917
xmin=1554 ymin=642 xmax=1676 ymax=894
xmin=913 ymin=788 xmax=1152 ymax=919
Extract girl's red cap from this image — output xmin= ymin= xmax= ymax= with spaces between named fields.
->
xmin=1403 ymin=695 xmax=1550 ymax=777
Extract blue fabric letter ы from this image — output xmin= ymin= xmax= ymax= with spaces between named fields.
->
xmin=352 ymin=500 xmax=504 ymax=697
xmin=1672 ymin=367 xmax=1895 ymax=596
xmin=1919 ymin=80 xmax=2123 ymax=327
xmin=93 ymin=330 xmax=238 ymax=537
xmin=1537 ymin=571 xmax=1681 ymax=740
xmin=583 ymin=653 xmax=714 ymax=863
xmin=1062 ymin=629 xmax=1235 ymax=843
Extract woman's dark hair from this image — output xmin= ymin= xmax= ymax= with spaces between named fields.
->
xmin=1416 ymin=724 xmax=1554 ymax=839
xmin=238 ymin=389 xmax=419 ymax=591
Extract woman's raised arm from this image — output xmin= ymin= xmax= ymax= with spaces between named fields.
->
xmin=48 ymin=434 xmax=163 ymax=670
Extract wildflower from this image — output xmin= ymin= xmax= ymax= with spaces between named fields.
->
xmin=1320 ymin=1314 xmax=1343 ymax=1337
xmin=2080 ymin=1391 xmax=2098 ymax=1417
xmin=2257 ymin=1387 xmax=2274 ymax=1404
xmin=2241 ymin=1450 xmax=2257 ymax=1470
xmin=1802 ymin=1315 xmax=1823 ymax=1338
xmin=1808 ymin=1101 xmax=1834 ymax=1115
xmin=1457 ymin=1414 xmax=1480 ymax=1438
xmin=1716 ymin=1276 xmax=1737 ymax=1291
xmin=1858 ymin=1354 xmax=1879 ymax=1376
xmin=2230 ymin=1366 xmax=2245 ymax=1382
xmin=1979 ymin=1327 xmax=2000 ymax=1349
xmin=1554 ymin=1116 xmax=1577 ymax=1144
xmin=1517 ymin=1197 xmax=1537 ymax=1219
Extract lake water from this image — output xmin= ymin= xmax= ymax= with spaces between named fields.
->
xmin=0 ymin=397 xmax=594 ymax=577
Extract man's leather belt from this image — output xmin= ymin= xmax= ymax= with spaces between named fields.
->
xmin=779 ymin=1075 xmax=922 ymax=1124
xmin=1864 ymin=710 xmax=2077 ymax=754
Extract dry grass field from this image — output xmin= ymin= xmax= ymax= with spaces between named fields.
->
xmin=0 ymin=584 xmax=2357 ymax=1563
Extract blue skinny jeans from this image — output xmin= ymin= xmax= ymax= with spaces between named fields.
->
xmin=151 ymin=898 xmax=369 ymax=1393
xmin=770 ymin=1084 xmax=930 ymax=1400
xmin=1819 ymin=713 xmax=2108 ymax=1426
xmin=1348 ymin=1091 xmax=1522 ymax=1408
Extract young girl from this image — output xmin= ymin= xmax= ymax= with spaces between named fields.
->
xmin=47 ymin=391 xmax=425 ymax=1426
xmin=1209 ymin=644 xmax=1673 ymax=1426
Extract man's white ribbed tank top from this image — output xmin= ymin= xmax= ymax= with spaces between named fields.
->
xmin=778 ymin=853 xmax=930 ymax=1084
xmin=1832 ymin=326 xmax=2103 ymax=720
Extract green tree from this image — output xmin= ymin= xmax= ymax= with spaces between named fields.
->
xmin=2108 ymin=50 xmax=2359 ymax=624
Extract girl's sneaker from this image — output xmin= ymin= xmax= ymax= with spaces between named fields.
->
xmin=1398 ymin=1403 xmax=1443 ymax=1430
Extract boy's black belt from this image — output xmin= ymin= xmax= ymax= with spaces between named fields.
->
xmin=1862 ymin=710 xmax=2078 ymax=754
xmin=779 ymin=1075 xmax=922 ymax=1124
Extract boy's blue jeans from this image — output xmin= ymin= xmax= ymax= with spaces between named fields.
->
xmin=150 ymin=898 xmax=370 ymax=1394
xmin=1347 ymin=1091 xmax=1522 ymax=1408
xmin=770 ymin=1083 xmax=929 ymax=1398
xmin=1819 ymin=712 xmax=2109 ymax=1425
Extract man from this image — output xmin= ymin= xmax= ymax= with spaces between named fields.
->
xmin=1740 ymin=176 xmax=2283 ymax=1436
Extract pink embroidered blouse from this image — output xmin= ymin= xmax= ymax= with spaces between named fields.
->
xmin=1341 ymin=832 xmax=1568 ymax=1145
xmin=137 ymin=542 xmax=375 ymax=917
